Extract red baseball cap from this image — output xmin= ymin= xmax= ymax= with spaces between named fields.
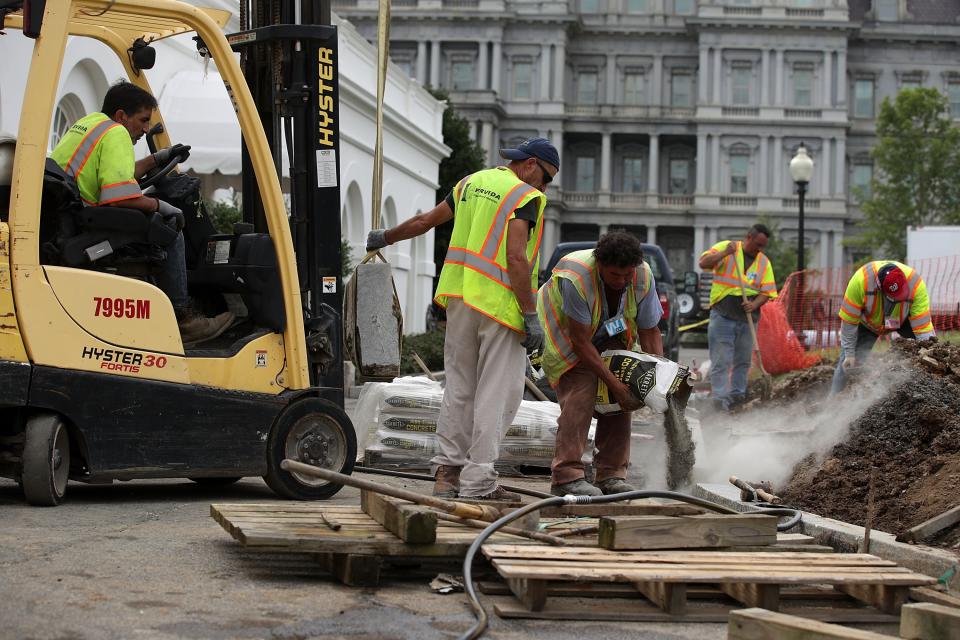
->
xmin=880 ymin=266 xmax=910 ymax=301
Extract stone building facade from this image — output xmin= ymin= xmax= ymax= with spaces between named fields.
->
xmin=334 ymin=0 xmax=960 ymax=279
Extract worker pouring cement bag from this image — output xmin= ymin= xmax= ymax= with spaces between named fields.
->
xmin=537 ymin=231 xmax=691 ymax=497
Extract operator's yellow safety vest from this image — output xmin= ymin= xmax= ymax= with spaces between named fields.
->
xmin=537 ymin=249 xmax=653 ymax=386
xmin=434 ymin=166 xmax=546 ymax=332
xmin=50 ymin=112 xmax=142 ymax=206
xmin=701 ymin=240 xmax=778 ymax=307
xmin=838 ymin=261 xmax=935 ymax=337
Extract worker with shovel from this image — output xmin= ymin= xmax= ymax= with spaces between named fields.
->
xmin=831 ymin=261 xmax=935 ymax=394
xmin=367 ymin=137 xmax=559 ymax=501
xmin=698 ymin=224 xmax=778 ymax=411
xmin=538 ymin=231 xmax=663 ymax=497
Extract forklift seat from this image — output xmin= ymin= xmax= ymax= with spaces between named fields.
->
xmin=40 ymin=158 xmax=178 ymax=272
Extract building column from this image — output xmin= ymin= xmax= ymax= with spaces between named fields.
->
xmin=598 ymin=224 xmax=609 ymax=237
xmin=696 ymin=134 xmax=707 ymax=193
xmin=477 ymin=41 xmax=489 ymax=90
xmin=823 ymin=50 xmax=833 ymax=108
xmin=553 ymin=43 xmax=566 ymax=101
xmin=648 ymin=134 xmax=660 ymax=194
xmin=817 ymin=139 xmax=829 ymax=197
xmin=605 ymin=54 xmax=616 ymax=104
xmin=774 ymin=49 xmax=784 ymax=105
xmin=759 ymin=136 xmax=768 ymax=194
xmin=470 ymin=121 xmax=479 ymax=142
xmin=429 ymin=40 xmax=441 ymax=87
xmin=835 ymin=137 xmax=846 ymax=197
xmin=773 ymin=136 xmax=783 ymax=195
xmin=712 ymin=48 xmax=722 ymax=103
xmin=652 ymin=54 xmax=663 ymax=107
xmin=491 ymin=41 xmax=502 ymax=94
xmin=646 ymin=225 xmax=657 ymax=246
xmin=819 ymin=230 xmax=830 ymax=269
xmin=698 ymin=48 xmax=709 ymax=104
xmin=416 ymin=41 xmax=428 ymax=84
xmin=481 ymin=121 xmax=494 ymax=165
xmin=832 ymin=230 xmax=844 ymax=269
xmin=837 ymin=50 xmax=847 ymax=106
xmin=693 ymin=225 xmax=705 ymax=271
xmin=550 ymin=129 xmax=563 ymax=156
xmin=761 ymin=49 xmax=770 ymax=105
xmin=600 ymin=131 xmax=612 ymax=192
xmin=541 ymin=45 xmax=552 ymax=101
xmin=711 ymin=135 xmax=721 ymax=193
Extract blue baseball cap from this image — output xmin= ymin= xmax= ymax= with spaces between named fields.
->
xmin=499 ymin=137 xmax=560 ymax=171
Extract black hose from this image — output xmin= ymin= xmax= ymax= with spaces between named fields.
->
xmin=457 ymin=490 xmax=802 ymax=640
xmin=352 ymin=465 xmax=553 ymax=499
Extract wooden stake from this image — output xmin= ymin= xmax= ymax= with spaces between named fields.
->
xmin=433 ymin=512 xmax=565 ymax=545
xmin=859 ymin=468 xmax=877 ymax=554
xmin=411 ymin=351 xmax=437 ymax=381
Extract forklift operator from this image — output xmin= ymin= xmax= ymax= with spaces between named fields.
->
xmin=50 ymin=81 xmax=232 ymax=347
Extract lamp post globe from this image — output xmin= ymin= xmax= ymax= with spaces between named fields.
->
xmin=789 ymin=143 xmax=814 ymax=273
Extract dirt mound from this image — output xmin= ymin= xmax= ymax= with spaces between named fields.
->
xmin=780 ymin=340 xmax=960 ymax=543
xmin=742 ymin=364 xmax=835 ymax=409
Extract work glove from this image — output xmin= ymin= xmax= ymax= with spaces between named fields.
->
xmin=157 ymin=199 xmax=185 ymax=232
xmin=366 ymin=229 xmax=389 ymax=252
xmin=152 ymin=143 xmax=191 ymax=166
xmin=841 ymin=355 xmax=857 ymax=372
xmin=521 ymin=311 xmax=544 ymax=351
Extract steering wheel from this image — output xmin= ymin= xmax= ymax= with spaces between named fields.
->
xmin=139 ymin=153 xmax=181 ymax=190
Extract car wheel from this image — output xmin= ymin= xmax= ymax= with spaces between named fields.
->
xmin=264 ymin=399 xmax=357 ymax=500
xmin=21 ymin=413 xmax=71 ymax=506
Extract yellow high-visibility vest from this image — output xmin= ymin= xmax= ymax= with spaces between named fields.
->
xmin=537 ymin=249 xmax=653 ymax=386
xmin=701 ymin=240 xmax=777 ymax=307
xmin=50 ymin=112 xmax=142 ymax=206
xmin=434 ymin=166 xmax=546 ymax=332
xmin=838 ymin=261 xmax=935 ymax=336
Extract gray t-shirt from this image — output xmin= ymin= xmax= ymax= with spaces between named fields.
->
xmin=560 ymin=276 xmax=663 ymax=347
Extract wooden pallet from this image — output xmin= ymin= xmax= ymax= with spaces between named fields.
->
xmin=482 ymin=544 xmax=937 ymax=622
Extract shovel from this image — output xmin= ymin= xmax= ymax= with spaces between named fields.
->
xmin=732 ymin=243 xmax=772 ymax=400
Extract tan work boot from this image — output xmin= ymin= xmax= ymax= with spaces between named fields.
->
xmin=472 ymin=486 xmax=521 ymax=502
xmin=433 ymin=465 xmax=460 ymax=498
xmin=179 ymin=311 xmax=235 ymax=348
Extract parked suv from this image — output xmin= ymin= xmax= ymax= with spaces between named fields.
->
xmin=538 ymin=241 xmax=680 ymax=362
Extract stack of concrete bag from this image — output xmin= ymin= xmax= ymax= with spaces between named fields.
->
xmin=357 ymin=376 xmax=595 ymax=469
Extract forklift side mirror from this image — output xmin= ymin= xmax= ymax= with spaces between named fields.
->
xmin=23 ymin=0 xmax=46 ymax=39
xmin=683 ymin=271 xmax=699 ymax=290
xmin=129 ymin=38 xmax=156 ymax=71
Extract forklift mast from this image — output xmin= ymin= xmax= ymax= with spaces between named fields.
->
xmin=228 ymin=0 xmax=343 ymax=393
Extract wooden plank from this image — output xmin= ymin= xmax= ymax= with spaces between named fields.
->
xmin=634 ymin=581 xmax=686 ymax=615
xmin=360 ymin=490 xmax=438 ymax=544
xmin=506 ymin=578 xmax=548 ymax=611
xmin=598 ymin=514 xmax=777 ymax=550
xmin=837 ymin=584 xmax=910 ymax=614
xmin=316 ymin=553 xmax=382 ymax=587
xmin=909 ymin=587 xmax=960 ymax=609
xmin=482 ymin=545 xmax=893 ymax=565
xmin=727 ymin=607 xmax=897 ymax=639
xmin=719 ymin=583 xmax=781 ymax=611
xmin=896 ymin=505 xmax=960 ymax=543
xmin=480 ymin=582 xmax=860 ymax=602
xmin=492 ymin=599 xmax=899 ymax=624
xmin=540 ymin=501 xmax=705 ymax=518
xmin=900 ymin=602 xmax=960 ymax=640
xmin=776 ymin=533 xmax=816 ymax=545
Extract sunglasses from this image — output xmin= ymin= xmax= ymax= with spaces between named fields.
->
xmin=534 ymin=159 xmax=553 ymax=186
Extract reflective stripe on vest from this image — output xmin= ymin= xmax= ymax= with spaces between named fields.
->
xmin=443 ymin=247 xmax=510 ymax=288
xmin=860 ymin=262 xmax=920 ymax=333
xmin=710 ymin=242 xmax=772 ymax=304
xmin=99 ymin=181 xmax=142 ymax=204
xmin=64 ymin=118 xmax=121 ymax=179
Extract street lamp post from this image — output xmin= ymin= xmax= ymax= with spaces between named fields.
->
xmin=789 ymin=143 xmax=814 ymax=273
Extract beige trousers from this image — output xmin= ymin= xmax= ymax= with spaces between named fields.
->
xmin=431 ymin=299 xmax=525 ymax=496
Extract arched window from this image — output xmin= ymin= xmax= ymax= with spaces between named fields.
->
xmin=49 ymin=94 xmax=83 ymax=151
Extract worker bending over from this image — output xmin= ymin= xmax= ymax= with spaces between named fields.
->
xmin=537 ymin=231 xmax=663 ymax=497
xmin=832 ymin=261 xmax=935 ymax=394
xmin=50 ymin=81 xmax=232 ymax=346
xmin=698 ymin=224 xmax=777 ymax=411
xmin=367 ymin=137 xmax=559 ymax=501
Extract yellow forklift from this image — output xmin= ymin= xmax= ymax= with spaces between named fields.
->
xmin=0 ymin=0 xmax=357 ymax=505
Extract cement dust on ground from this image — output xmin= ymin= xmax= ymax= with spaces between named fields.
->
xmin=712 ymin=340 xmax=960 ymax=552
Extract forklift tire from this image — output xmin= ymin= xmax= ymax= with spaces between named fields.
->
xmin=264 ymin=398 xmax=356 ymax=500
xmin=21 ymin=413 xmax=71 ymax=506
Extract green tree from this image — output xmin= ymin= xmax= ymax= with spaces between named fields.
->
xmin=425 ymin=88 xmax=486 ymax=288
xmin=853 ymin=88 xmax=960 ymax=259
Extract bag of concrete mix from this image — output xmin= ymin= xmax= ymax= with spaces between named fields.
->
xmin=596 ymin=349 xmax=691 ymax=415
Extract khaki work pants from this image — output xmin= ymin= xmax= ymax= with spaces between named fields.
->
xmin=431 ymin=299 xmax=525 ymax=497
xmin=551 ymin=340 xmax=632 ymax=486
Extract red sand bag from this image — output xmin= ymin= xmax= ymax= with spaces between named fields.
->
xmin=757 ymin=299 xmax=821 ymax=375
